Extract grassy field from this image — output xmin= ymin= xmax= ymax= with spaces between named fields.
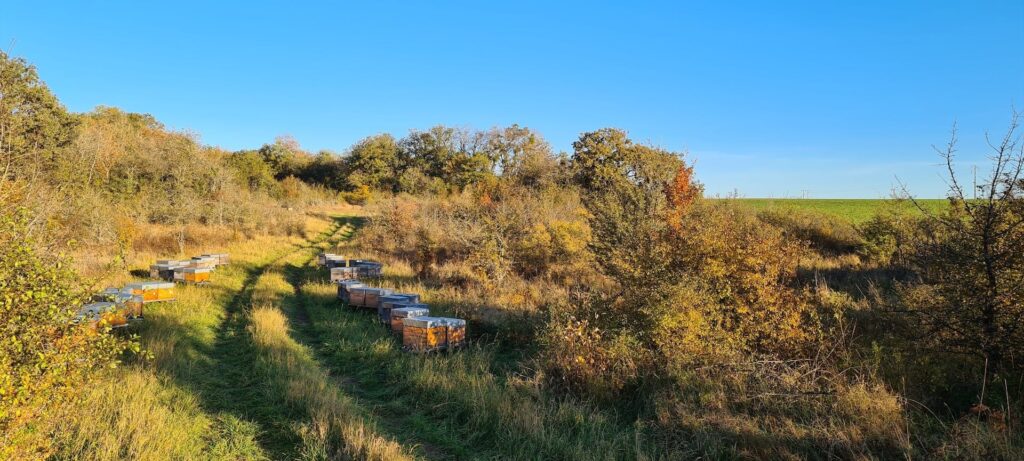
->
xmin=733 ymin=198 xmax=948 ymax=223
xmin=51 ymin=211 xmax=651 ymax=460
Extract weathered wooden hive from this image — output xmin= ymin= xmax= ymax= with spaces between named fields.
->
xmin=150 ymin=262 xmax=184 ymax=281
xmin=439 ymin=318 xmax=467 ymax=349
xmin=361 ymin=287 xmax=393 ymax=309
xmin=330 ymin=266 xmax=359 ymax=282
xmin=325 ymin=255 xmax=348 ymax=268
xmin=353 ymin=260 xmax=383 ymax=278
xmin=390 ymin=306 xmax=429 ymax=335
xmin=402 ymin=316 xmax=448 ymax=352
xmin=336 ymin=280 xmax=364 ymax=303
xmin=377 ymin=294 xmax=422 ymax=325
xmin=201 ymin=253 xmax=230 ymax=266
xmin=317 ymin=252 xmax=339 ymax=266
xmin=190 ymin=256 xmax=218 ymax=270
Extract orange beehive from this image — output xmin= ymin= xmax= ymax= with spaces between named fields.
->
xmin=402 ymin=317 xmax=448 ymax=352
xmin=390 ymin=306 xmax=429 ymax=335
xmin=123 ymin=282 xmax=176 ymax=303
xmin=74 ymin=302 xmax=128 ymax=331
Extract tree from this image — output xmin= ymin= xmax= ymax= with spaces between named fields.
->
xmin=486 ymin=124 xmax=560 ymax=188
xmin=0 ymin=51 xmax=78 ymax=206
xmin=345 ymin=134 xmax=400 ymax=191
xmin=900 ymin=112 xmax=1024 ymax=371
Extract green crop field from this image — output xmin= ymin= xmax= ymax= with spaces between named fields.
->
xmin=733 ymin=198 xmax=949 ymax=224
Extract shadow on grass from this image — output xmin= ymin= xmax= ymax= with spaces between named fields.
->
xmin=143 ymin=217 xmax=348 ymax=459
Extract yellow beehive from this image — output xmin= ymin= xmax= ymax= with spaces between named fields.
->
xmin=183 ymin=268 xmax=211 ymax=284
xmin=440 ymin=318 xmax=467 ymax=349
xmin=123 ymin=282 xmax=176 ymax=303
xmin=402 ymin=317 xmax=447 ymax=352
xmin=75 ymin=302 xmax=128 ymax=332
xmin=113 ymin=292 xmax=145 ymax=319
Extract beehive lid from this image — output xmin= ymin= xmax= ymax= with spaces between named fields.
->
xmin=380 ymin=294 xmax=415 ymax=304
xmin=123 ymin=282 xmax=145 ymax=290
xmin=392 ymin=306 xmax=430 ymax=318
xmin=364 ymin=288 xmax=392 ymax=295
xmin=403 ymin=316 xmax=445 ymax=328
xmin=439 ymin=318 xmax=466 ymax=328
xmin=183 ymin=267 xmax=212 ymax=274
xmin=156 ymin=259 xmax=181 ymax=265
xmin=339 ymin=281 xmax=364 ymax=289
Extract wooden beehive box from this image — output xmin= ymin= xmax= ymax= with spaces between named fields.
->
xmin=75 ymin=302 xmax=128 ymax=331
xmin=354 ymin=261 xmax=383 ymax=278
xmin=363 ymin=288 xmax=393 ymax=309
xmin=191 ymin=256 xmax=218 ymax=270
xmin=182 ymin=268 xmax=211 ymax=284
xmin=378 ymin=294 xmax=422 ymax=325
xmin=113 ymin=292 xmax=144 ymax=319
xmin=336 ymin=280 xmax=364 ymax=303
xmin=402 ymin=317 xmax=448 ymax=352
xmin=390 ymin=306 xmax=429 ymax=335
xmin=330 ymin=266 xmax=358 ymax=282
xmin=325 ymin=255 xmax=348 ymax=268
xmin=439 ymin=318 xmax=467 ymax=349
xmin=202 ymin=253 xmax=230 ymax=266
xmin=348 ymin=287 xmax=368 ymax=307
xmin=317 ymin=252 xmax=339 ymax=266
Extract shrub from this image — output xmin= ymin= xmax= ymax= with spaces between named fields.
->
xmin=0 ymin=209 xmax=134 ymax=459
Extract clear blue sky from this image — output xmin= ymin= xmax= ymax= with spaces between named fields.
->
xmin=3 ymin=1 xmax=1022 ymax=197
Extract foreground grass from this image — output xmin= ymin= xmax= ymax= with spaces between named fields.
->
xmin=734 ymin=198 xmax=948 ymax=223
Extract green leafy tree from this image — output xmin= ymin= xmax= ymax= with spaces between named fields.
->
xmin=345 ymin=134 xmax=401 ymax=191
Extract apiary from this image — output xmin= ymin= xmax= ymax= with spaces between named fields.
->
xmin=330 ymin=266 xmax=358 ymax=282
xmin=124 ymin=282 xmax=176 ymax=303
xmin=402 ymin=316 xmax=448 ymax=352
xmin=74 ymin=302 xmax=128 ymax=330
xmin=181 ymin=267 xmax=212 ymax=284
xmin=190 ymin=256 xmax=218 ymax=270
xmin=336 ymin=280 xmax=364 ymax=303
xmin=390 ymin=306 xmax=429 ymax=335
xmin=113 ymin=292 xmax=144 ymax=319
xmin=440 ymin=318 xmax=467 ymax=349
xmin=202 ymin=253 xmax=230 ymax=266
xmin=362 ymin=287 xmax=393 ymax=309
xmin=379 ymin=300 xmax=427 ymax=326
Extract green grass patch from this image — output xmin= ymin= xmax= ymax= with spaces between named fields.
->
xmin=733 ymin=198 xmax=948 ymax=224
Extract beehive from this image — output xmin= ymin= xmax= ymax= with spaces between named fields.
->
xmin=191 ymin=256 xmax=218 ymax=270
xmin=124 ymin=282 xmax=176 ymax=302
xmin=325 ymin=255 xmax=348 ymax=268
xmin=378 ymin=294 xmax=422 ymax=324
xmin=353 ymin=261 xmax=383 ymax=278
xmin=202 ymin=253 xmax=230 ymax=266
xmin=380 ymin=300 xmax=427 ymax=326
xmin=440 ymin=318 xmax=467 ymax=349
xmin=317 ymin=252 xmax=338 ymax=266
xmin=336 ymin=280 xmax=364 ymax=303
xmin=173 ymin=266 xmax=187 ymax=282
xmin=348 ymin=287 xmax=368 ymax=307
xmin=74 ymin=302 xmax=128 ymax=330
xmin=156 ymin=259 xmax=183 ymax=266
xmin=390 ymin=306 xmax=429 ymax=335
xmin=113 ymin=292 xmax=145 ymax=319
xmin=330 ymin=266 xmax=358 ymax=282
xmin=182 ymin=267 xmax=212 ymax=284
xmin=361 ymin=288 xmax=393 ymax=309
xmin=402 ymin=316 xmax=448 ymax=352
xmin=150 ymin=263 xmax=182 ymax=281
xmin=92 ymin=287 xmax=123 ymax=303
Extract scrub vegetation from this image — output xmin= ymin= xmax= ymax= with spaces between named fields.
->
xmin=3 ymin=51 xmax=1023 ymax=460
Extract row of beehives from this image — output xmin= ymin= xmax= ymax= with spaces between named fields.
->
xmin=148 ymin=253 xmax=230 ymax=284
xmin=319 ymin=253 xmax=384 ymax=280
xmin=317 ymin=252 xmax=466 ymax=353
xmin=73 ymin=281 xmax=177 ymax=331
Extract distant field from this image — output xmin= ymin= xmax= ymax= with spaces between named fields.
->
xmin=734 ymin=198 xmax=949 ymax=224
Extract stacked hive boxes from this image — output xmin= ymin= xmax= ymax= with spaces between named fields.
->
xmin=402 ymin=317 xmax=448 ymax=352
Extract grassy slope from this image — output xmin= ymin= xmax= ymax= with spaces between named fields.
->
xmin=733 ymin=198 xmax=948 ymax=223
